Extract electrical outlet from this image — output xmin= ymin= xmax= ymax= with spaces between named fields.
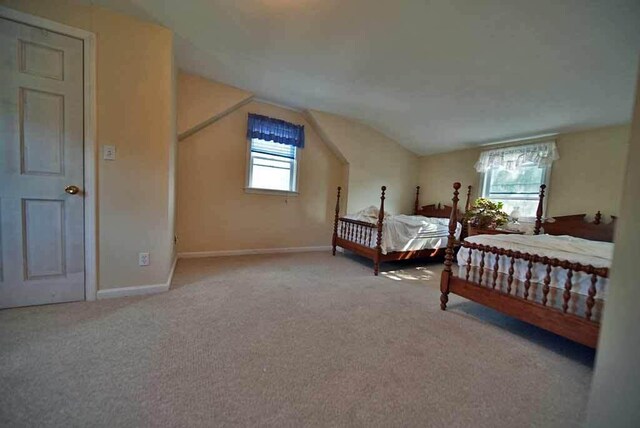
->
xmin=138 ymin=252 xmax=150 ymax=266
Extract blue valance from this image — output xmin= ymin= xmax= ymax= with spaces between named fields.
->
xmin=247 ymin=113 xmax=305 ymax=148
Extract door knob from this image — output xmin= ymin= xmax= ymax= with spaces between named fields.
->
xmin=65 ymin=185 xmax=80 ymax=195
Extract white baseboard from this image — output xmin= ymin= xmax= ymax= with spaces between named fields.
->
xmin=178 ymin=246 xmax=332 ymax=259
xmin=97 ymin=256 xmax=178 ymax=300
xmin=96 ymin=283 xmax=169 ymax=299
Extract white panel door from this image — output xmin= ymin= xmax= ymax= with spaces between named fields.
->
xmin=0 ymin=17 xmax=85 ymax=308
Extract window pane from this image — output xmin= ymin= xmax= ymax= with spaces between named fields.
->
xmin=252 ymin=156 xmax=293 ymax=169
xmin=488 ymin=167 xmax=544 ymax=195
xmin=482 ymin=165 xmax=546 ymax=218
xmin=489 ymin=198 xmax=539 ymax=218
xmin=247 ymin=139 xmax=297 ymax=192
xmin=251 ymin=163 xmax=292 ymax=191
xmin=251 ymin=138 xmax=296 ymax=159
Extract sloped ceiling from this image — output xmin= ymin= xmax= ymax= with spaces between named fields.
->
xmin=83 ymin=0 xmax=640 ymax=155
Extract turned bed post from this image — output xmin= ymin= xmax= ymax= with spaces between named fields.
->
xmin=465 ymin=185 xmax=472 ymax=212
xmin=594 ymin=211 xmax=602 ymax=225
xmin=374 ymin=186 xmax=386 ymax=276
xmin=414 ymin=186 xmax=420 ymax=215
xmin=332 ymin=186 xmax=341 ymax=256
xmin=440 ymin=182 xmax=461 ymax=310
xmin=534 ymin=184 xmax=546 ymax=235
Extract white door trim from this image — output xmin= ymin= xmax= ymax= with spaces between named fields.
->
xmin=0 ymin=6 xmax=98 ymax=301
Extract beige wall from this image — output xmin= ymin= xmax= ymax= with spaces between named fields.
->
xmin=418 ymin=124 xmax=630 ymax=217
xmin=586 ymin=67 xmax=639 ymax=427
xmin=307 ymin=110 xmax=420 ymax=215
xmin=549 ymin=126 xmax=630 ymax=217
xmin=1 ymin=0 xmax=177 ymax=290
xmin=177 ymin=72 xmax=252 ymax=136
xmin=418 ymin=146 xmax=482 ymax=208
xmin=177 ymin=76 xmax=346 ymax=253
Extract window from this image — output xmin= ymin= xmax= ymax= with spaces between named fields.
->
xmin=476 ymin=141 xmax=558 ymax=219
xmin=481 ymin=166 xmax=548 ymax=218
xmin=246 ymin=138 xmax=298 ymax=193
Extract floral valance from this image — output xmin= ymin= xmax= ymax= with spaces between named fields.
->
xmin=474 ymin=141 xmax=559 ymax=173
xmin=247 ymin=113 xmax=305 ymax=148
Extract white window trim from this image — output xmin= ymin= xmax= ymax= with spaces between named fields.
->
xmin=244 ymin=138 xmax=301 ymax=196
xmin=479 ymin=166 xmax=552 ymax=220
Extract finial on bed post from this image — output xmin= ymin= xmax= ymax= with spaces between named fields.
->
xmin=374 ymin=186 xmax=386 ymax=276
xmin=594 ymin=211 xmax=602 ymax=225
xmin=414 ymin=186 xmax=420 ymax=215
xmin=534 ymin=184 xmax=546 ymax=235
xmin=441 ymin=182 xmax=460 ymax=310
xmin=332 ymin=186 xmax=341 ymax=256
xmin=465 ymin=185 xmax=472 ymax=212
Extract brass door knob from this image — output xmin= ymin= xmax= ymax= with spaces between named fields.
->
xmin=65 ymin=185 xmax=80 ymax=195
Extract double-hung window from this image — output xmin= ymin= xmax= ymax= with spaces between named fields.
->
xmin=481 ymin=165 xmax=549 ymax=218
xmin=245 ymin=113 xmax=304 ymax=194
xmin=476 ymin=141 xmax=559 ymax=219
xmin=247 ymin=138 xmax=297 ymax=192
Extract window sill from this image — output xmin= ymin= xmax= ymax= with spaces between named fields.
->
xmin=244 ymin=187 xmax=299 ymax=197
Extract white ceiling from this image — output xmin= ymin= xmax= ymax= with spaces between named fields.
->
xmin=85 ymin=0 xmax=640 ymax=155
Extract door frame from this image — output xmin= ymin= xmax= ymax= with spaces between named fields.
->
xmin=0 ymin=6 xmax=98 ymax=301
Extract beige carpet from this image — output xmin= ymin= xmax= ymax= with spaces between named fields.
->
xmin=0 ymin=252 xmax=594 ymax=427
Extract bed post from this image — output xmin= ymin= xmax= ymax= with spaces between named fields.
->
xmin=594 ymin=211 xmax=602 ymax=225
xmin=332 ymin=186 xmax=341 ymax=256
xmin=414 ymin=186 xmax=420 ymax=215
xmin=465 ymin=185 xmax=472 ymax=212
xmin=534 ymin=184 xmax=546 ymax=235
xmin=440 ymin=182 xmax=460 ymax=310
xmin=374 ymin=186 xmax=386 ymax=276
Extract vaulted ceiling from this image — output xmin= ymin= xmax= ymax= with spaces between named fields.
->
xmin=84 ymin=0 xmax=640 ymax=154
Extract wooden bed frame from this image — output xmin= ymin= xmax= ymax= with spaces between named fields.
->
xmin=331 ymin=185 xmax=472 ymax=275
xmin=440 ymin=183 xmax=616 ymax=348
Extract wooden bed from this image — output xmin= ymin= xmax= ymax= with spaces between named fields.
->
xmin=440 ymin=183 xmax=616 ymax=348
xmin=331 ymin=185 xmax=472 ymax=275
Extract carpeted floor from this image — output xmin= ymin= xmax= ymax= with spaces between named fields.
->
xmin=0 ymin=252 xmax=595 ymax=427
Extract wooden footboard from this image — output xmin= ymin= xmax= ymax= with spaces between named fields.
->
xmin=332 ymin=186 xmax=387 ymax=275
xmin=440 ymin=182 xmax=607 ymax=348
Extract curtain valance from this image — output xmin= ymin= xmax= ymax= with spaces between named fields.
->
xmin=474 ymin=141 xmax=559 ymax=173
xmin=246 ymin=113 xmax=305 ymax=148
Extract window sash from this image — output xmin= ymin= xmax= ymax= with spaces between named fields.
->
xmin=247 ymin=143 xmax=297 ymax=192
xmin=250 ymin=138 xmax=296 ymax=159
xmin=481 ymin=166 xmax=549 ymax=218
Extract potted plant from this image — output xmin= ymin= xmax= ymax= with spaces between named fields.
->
xmin=463 ymin=198 xmax=510 ymax=232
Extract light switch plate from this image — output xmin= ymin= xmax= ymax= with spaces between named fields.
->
xmin=138 ymin=252 xmax=150 ymax=266
xmin=103 ymin=145 xmax=116 ymax=161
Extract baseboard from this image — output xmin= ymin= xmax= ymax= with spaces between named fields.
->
xmin=96 ymin=283 xmax=169 ymax=299
xmin=178 ymin=246 xmax=332 ymax=259
xmin=96 ymin=256 xmax=178 ymax=300
xmin=167 ymin=255 xmax=178 ymax=287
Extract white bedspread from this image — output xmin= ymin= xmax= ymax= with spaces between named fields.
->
xmin=457 ymin=234 xmax=613 ymax=299
xmin=344 ymin=206 xmax=461 ymax=254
